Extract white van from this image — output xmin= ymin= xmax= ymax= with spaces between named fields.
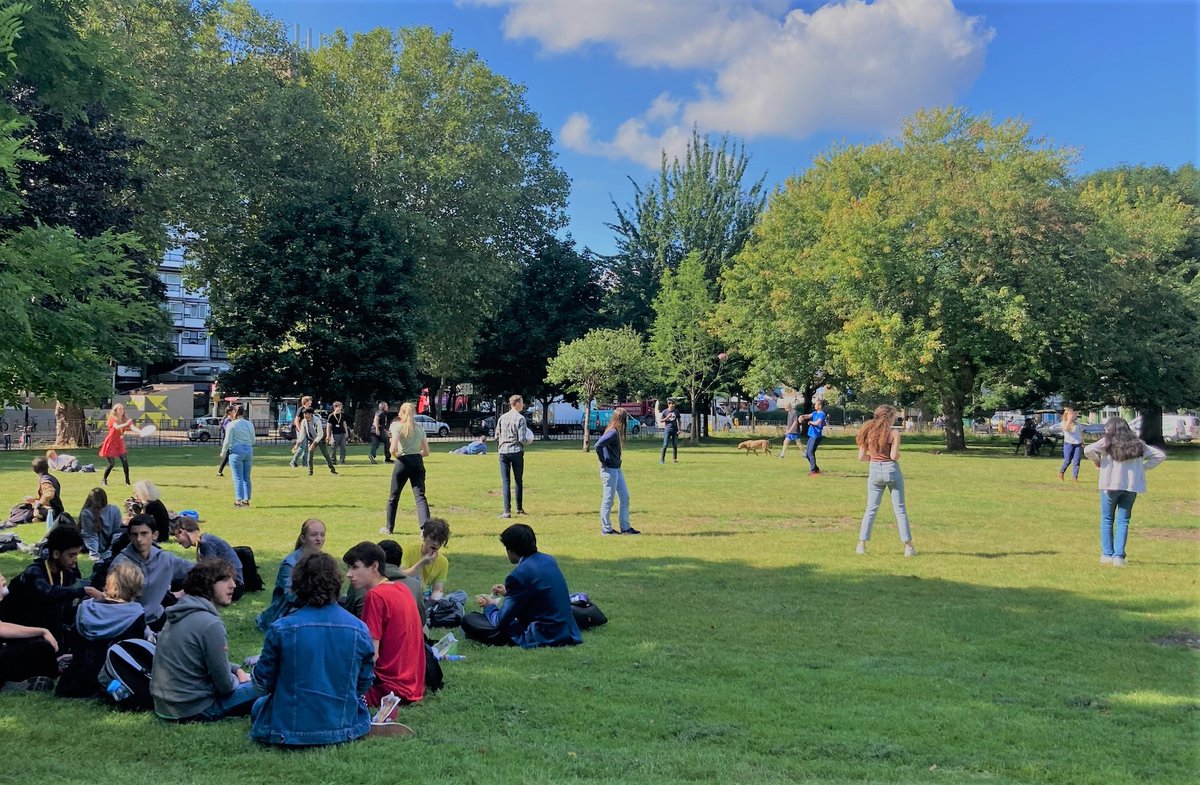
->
xmin=1130 ymin=413 xmax=1198 ymax=442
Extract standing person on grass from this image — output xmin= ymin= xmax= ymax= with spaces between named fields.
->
xmin=289 ymin=396 xmax=314 ymax=470
xmin=1083 ymin=417 xmax=1166 ymax=567
xmin=216 ymin=405 xmax=234 ymax=477
xmin=299 ymin=408 xmax=337 ymax=477
xmin=220 ymin=404 xmax=256 ymax=507
xmin=595 ymin=409 xmax=639 ymax=535
xmin=257 ymin=519 xmax=327 ymax=631
xmin=381 ymin=403 xmax=430 ymax=535
xmin=854 ymin=405 xmax=917 ymax=558
xmin=1058 ymin=407 xmax=1084 ymax=482
xmin=99 ymin=402 xmax=135 ymax=486
xmin=805 ymin=398 xmax=828 ymax=475
xmin=778 ymin=401 xmax=802 ymax=459
xmin=496 ymin=394 xmax=533 ymax=518
xmin=657 ymin=400 xmax=681 ymax=464
xmin=326 ymin=401 xmax=349 ymax=465
xmin=369 ymin=401 xmax=393 ymax=465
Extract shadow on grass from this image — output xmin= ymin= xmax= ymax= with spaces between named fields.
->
xmin=925 ymin=550 xmax=1060 ymax=559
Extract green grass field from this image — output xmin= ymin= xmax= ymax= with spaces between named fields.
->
xmin=0 ymin=433 xmax=1197 ymax=785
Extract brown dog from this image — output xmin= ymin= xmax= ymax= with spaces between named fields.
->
xmin=736 ymin=439 xmax=772 ymax=455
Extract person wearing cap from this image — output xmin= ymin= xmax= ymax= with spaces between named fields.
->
xmin=174 ymin=516 xmax=244 ymax=602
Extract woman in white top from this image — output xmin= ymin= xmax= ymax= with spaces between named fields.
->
xmin=1057 ymin=407 xmax=1084 ymax=482
xmin=1082 ymin=417 xmax=1166 ymax=566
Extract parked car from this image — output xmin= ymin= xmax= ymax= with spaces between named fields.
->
xmin=471 ymin=413 xmax=536 ymax=437
xmin=414 ymin=414 xmax=450 ymax=437
xmin=187 ymin=415 xmax=223 ymax=442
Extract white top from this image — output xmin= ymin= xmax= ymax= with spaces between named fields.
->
xmin=1061 ymin=422 xmax=1083 ymax=445
xmin=1083 ymin=438 xmax=1166 ymax=493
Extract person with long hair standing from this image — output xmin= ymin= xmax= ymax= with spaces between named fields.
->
xmin=1083 ymin=417 xmax=1166 ymax=567
xmin=854 ymin=405 xmax=916 ymax=557
xmin=595 ymin=409 xmax=639 ymax=535
xmin=220 ymin=405 xmax=256 ymax=508
xmin=1058 ymin=407 xmax=1084 ymax=482
xmin=381 ymin=403 xmax=430 ymax=535
xmin=98 ymin=403 xmax=135 ymax=486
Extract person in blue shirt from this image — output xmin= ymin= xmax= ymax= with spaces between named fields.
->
xmin=174 ymin=516 xmax=245 ymax=602
xmin=250 ymin=552 xmax=375 ymax=747
xmin=805 ymin=398 xmax=829 ymax=475
xmin=460 ymin=524 xmax=582 ymax=649
xmin=449 ymin=434 xmax=488 ymax=455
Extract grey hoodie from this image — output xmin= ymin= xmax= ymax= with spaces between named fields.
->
xmin=149 ymin=595 xmax=237 ymax=719
xmin=75 ymin=598 xmax=146 ymax=640
xmin=112 ymin=543 xmax=193 ymax=624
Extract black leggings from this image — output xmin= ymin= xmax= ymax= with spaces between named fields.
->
xmin=104 ymin=455 xmax=129 ymax=484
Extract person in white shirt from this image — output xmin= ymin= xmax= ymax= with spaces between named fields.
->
xmin=1057 ymin=407 xmax=1085 ymax=482
xmin=1083 ymin=417 xmax=1166 ymax=567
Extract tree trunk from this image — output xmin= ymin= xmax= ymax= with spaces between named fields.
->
xmin=941 ymin=393 xmax=967 ymax=452
xmin=582 ymin=401 xmax=592 ymax=451
xmin=801 ymin=383 xmax=819 ymax=414
xmin=433 ymin=376 xmax=446 ymax=421
xmin=353 ymin=405 xmax=373 ymax=442
xmin=1138 ymin=402 xmax=1165 ymax=446
xmin=689 ymin=392 xmax=700 ymax=445
xmin=537 ymin=394 xmax=552 ymax=438
xmin=55 ymin=401 xmax=88 ymax=448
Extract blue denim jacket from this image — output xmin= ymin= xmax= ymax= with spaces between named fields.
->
xmin=250 ymin=603 xmax=375 ymax=747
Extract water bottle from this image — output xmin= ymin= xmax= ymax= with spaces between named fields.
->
xmin=432 ymin=632 xmax=458 ymax=660
xmin=106 ymin=678 xmax=131 ymax=702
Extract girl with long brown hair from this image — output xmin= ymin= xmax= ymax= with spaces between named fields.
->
xmin=1083 ymin=417 xmax=1166 ymax=566
xmin=854 ymin=405 xmax=916 ymax=556
xmin=595 ymin=409 xmax=639 ymax=535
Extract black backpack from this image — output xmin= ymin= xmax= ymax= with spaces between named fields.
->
xmin=426 ymin=590 xmax=467 ymax=628
xmin=98 ymin=638 xmax=156 ymax=711
xmin=234 ymin=546 xmax=265 ymax=593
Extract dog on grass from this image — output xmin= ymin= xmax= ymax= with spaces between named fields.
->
xmin=736 ymin=439 xmax=772 ymax=456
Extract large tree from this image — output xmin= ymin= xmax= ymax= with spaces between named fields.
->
xmin=545 ymin=327 xmax=649 ymax=450
xmin=650 ymin=252 xmax=724 ymax=444
xmin=309 ymin=27 xmax=570 ymax=390
xmin=473 ymin=235 xmax=604 ymax=435
xmin=725 ymin=109 xmax=1099 ymax=451
xmin=605 ymin=129 xmax=765 ymax=332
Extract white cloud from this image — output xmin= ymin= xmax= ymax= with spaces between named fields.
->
xmin=469 ymin=0 xmax=994 ymax=168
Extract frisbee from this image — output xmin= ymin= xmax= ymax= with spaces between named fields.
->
xmin=136 ymin=424 xmax=157 ymax=437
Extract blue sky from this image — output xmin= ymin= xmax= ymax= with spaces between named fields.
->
xmin=253 ymin=0 xmax=1198 ymax=255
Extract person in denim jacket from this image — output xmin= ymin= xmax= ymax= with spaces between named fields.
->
xmin=251 ymin=553 xmax=375 ymax=747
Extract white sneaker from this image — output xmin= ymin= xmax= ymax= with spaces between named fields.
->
xmin=903 ymin=544 xmax=917 ymax=557
xmin=379 ymin=527 xmax=390 ymax=534
xmin=1112 ymin=556 xmax=1126 ymax=567
xmin=855 ymin=542 xmax=866 ymax=555
xmin=1099 ymin=555 xmax=1113 ymax=565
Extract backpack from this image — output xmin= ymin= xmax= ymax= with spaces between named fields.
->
xmin=0 ymin=532 xmax=21 ymax=553
xmin=5 ymin=503 xmax=34 ymax=529
xmin=98 ymin=638 xmax=156 ymax=711
xmin=426 ymin=590 xmax=467 ymax=628
xmin=234 ymin=546 xmax=265 ymax=593
xmin=424 ymin=643 xmax=444 ymax=693
xmin=571 ymin=594 xmax=608 ymax=630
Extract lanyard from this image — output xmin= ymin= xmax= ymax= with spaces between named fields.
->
xmin=45 ymin=560 xmax=63 ymax=586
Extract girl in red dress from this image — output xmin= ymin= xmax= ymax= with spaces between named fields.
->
xmin=99 ymin=403 xmax=135 ymax=485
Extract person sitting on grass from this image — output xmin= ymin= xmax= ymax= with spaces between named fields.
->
xmin=449 ymin=434 xmax=488 ymax=455
xmin=0 ymin=525 xmax=103 ymax=652
xmin=111 ymin=514 xmax=193 ymax=631
xmin=173 ymin=516 xmax=244 ymax=602
xmin=341 ymin=540 xmax=426 ymax=627
xmin=400 ymin=518 xmax=450 ymax=601
xmin=56 ymin=562 xmax=147 ymax=698
xmin=0 ymin=572 xmax=60 ymax=693
xmin=25 ymin=457 xmax=64 ymax=526
xmin=131 ymin=480 xmax=172 ymax=542
xmin=251 ymin=552 xmax=375 ymax=747
xmin=343 ymin=541 xmax=424 ymax=707
xmin=78 ymin=487 xmax=124 ymax=560
xmin=461 ymin=524 xmax=581 ymax=649
xmin=150 ymin=558 xmax=259 ymax=722
xmin=257 ymin=518 xmax=326 ymax=632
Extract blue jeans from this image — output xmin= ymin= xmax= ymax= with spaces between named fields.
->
xmin=599 ymin=467 xmax=631 ymax=533
xmin=229 ymin=445 xmax=253 ymax=501
xmin=499 ymin=452 xmax=524 ymax=513
xmin=805 ymin=435 xmax=823 ymax=472
xmin=290 ymin=435 xmax=310 ymax=467
xmin=194 ymin=681 xmax=262 ymax=722
xmin=1099 ymin=490 xmax=1137 ymax=558
xmin=661 ymin=431 xmax=678 ymax=462
xmin=858 ymin=461 xmax=912 ymax=543
xmin=1059 ymin=442 xmax=1082 ymax=478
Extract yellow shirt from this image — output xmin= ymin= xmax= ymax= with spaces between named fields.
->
xmin=401 ymin=541 xmax=448 ymax=591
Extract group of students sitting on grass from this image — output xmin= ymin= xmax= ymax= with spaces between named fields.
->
xmin=0 ymin=513 xmax=590 ymax=747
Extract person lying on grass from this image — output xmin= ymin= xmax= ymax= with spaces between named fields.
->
xmin=461 ymin=523 xmax=581 ymax=649
xmin=150 ymin=558 xmax=258 ymax=722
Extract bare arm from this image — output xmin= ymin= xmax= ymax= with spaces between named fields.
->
xmin=890 ymin=432 xmax=902 ymax=461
